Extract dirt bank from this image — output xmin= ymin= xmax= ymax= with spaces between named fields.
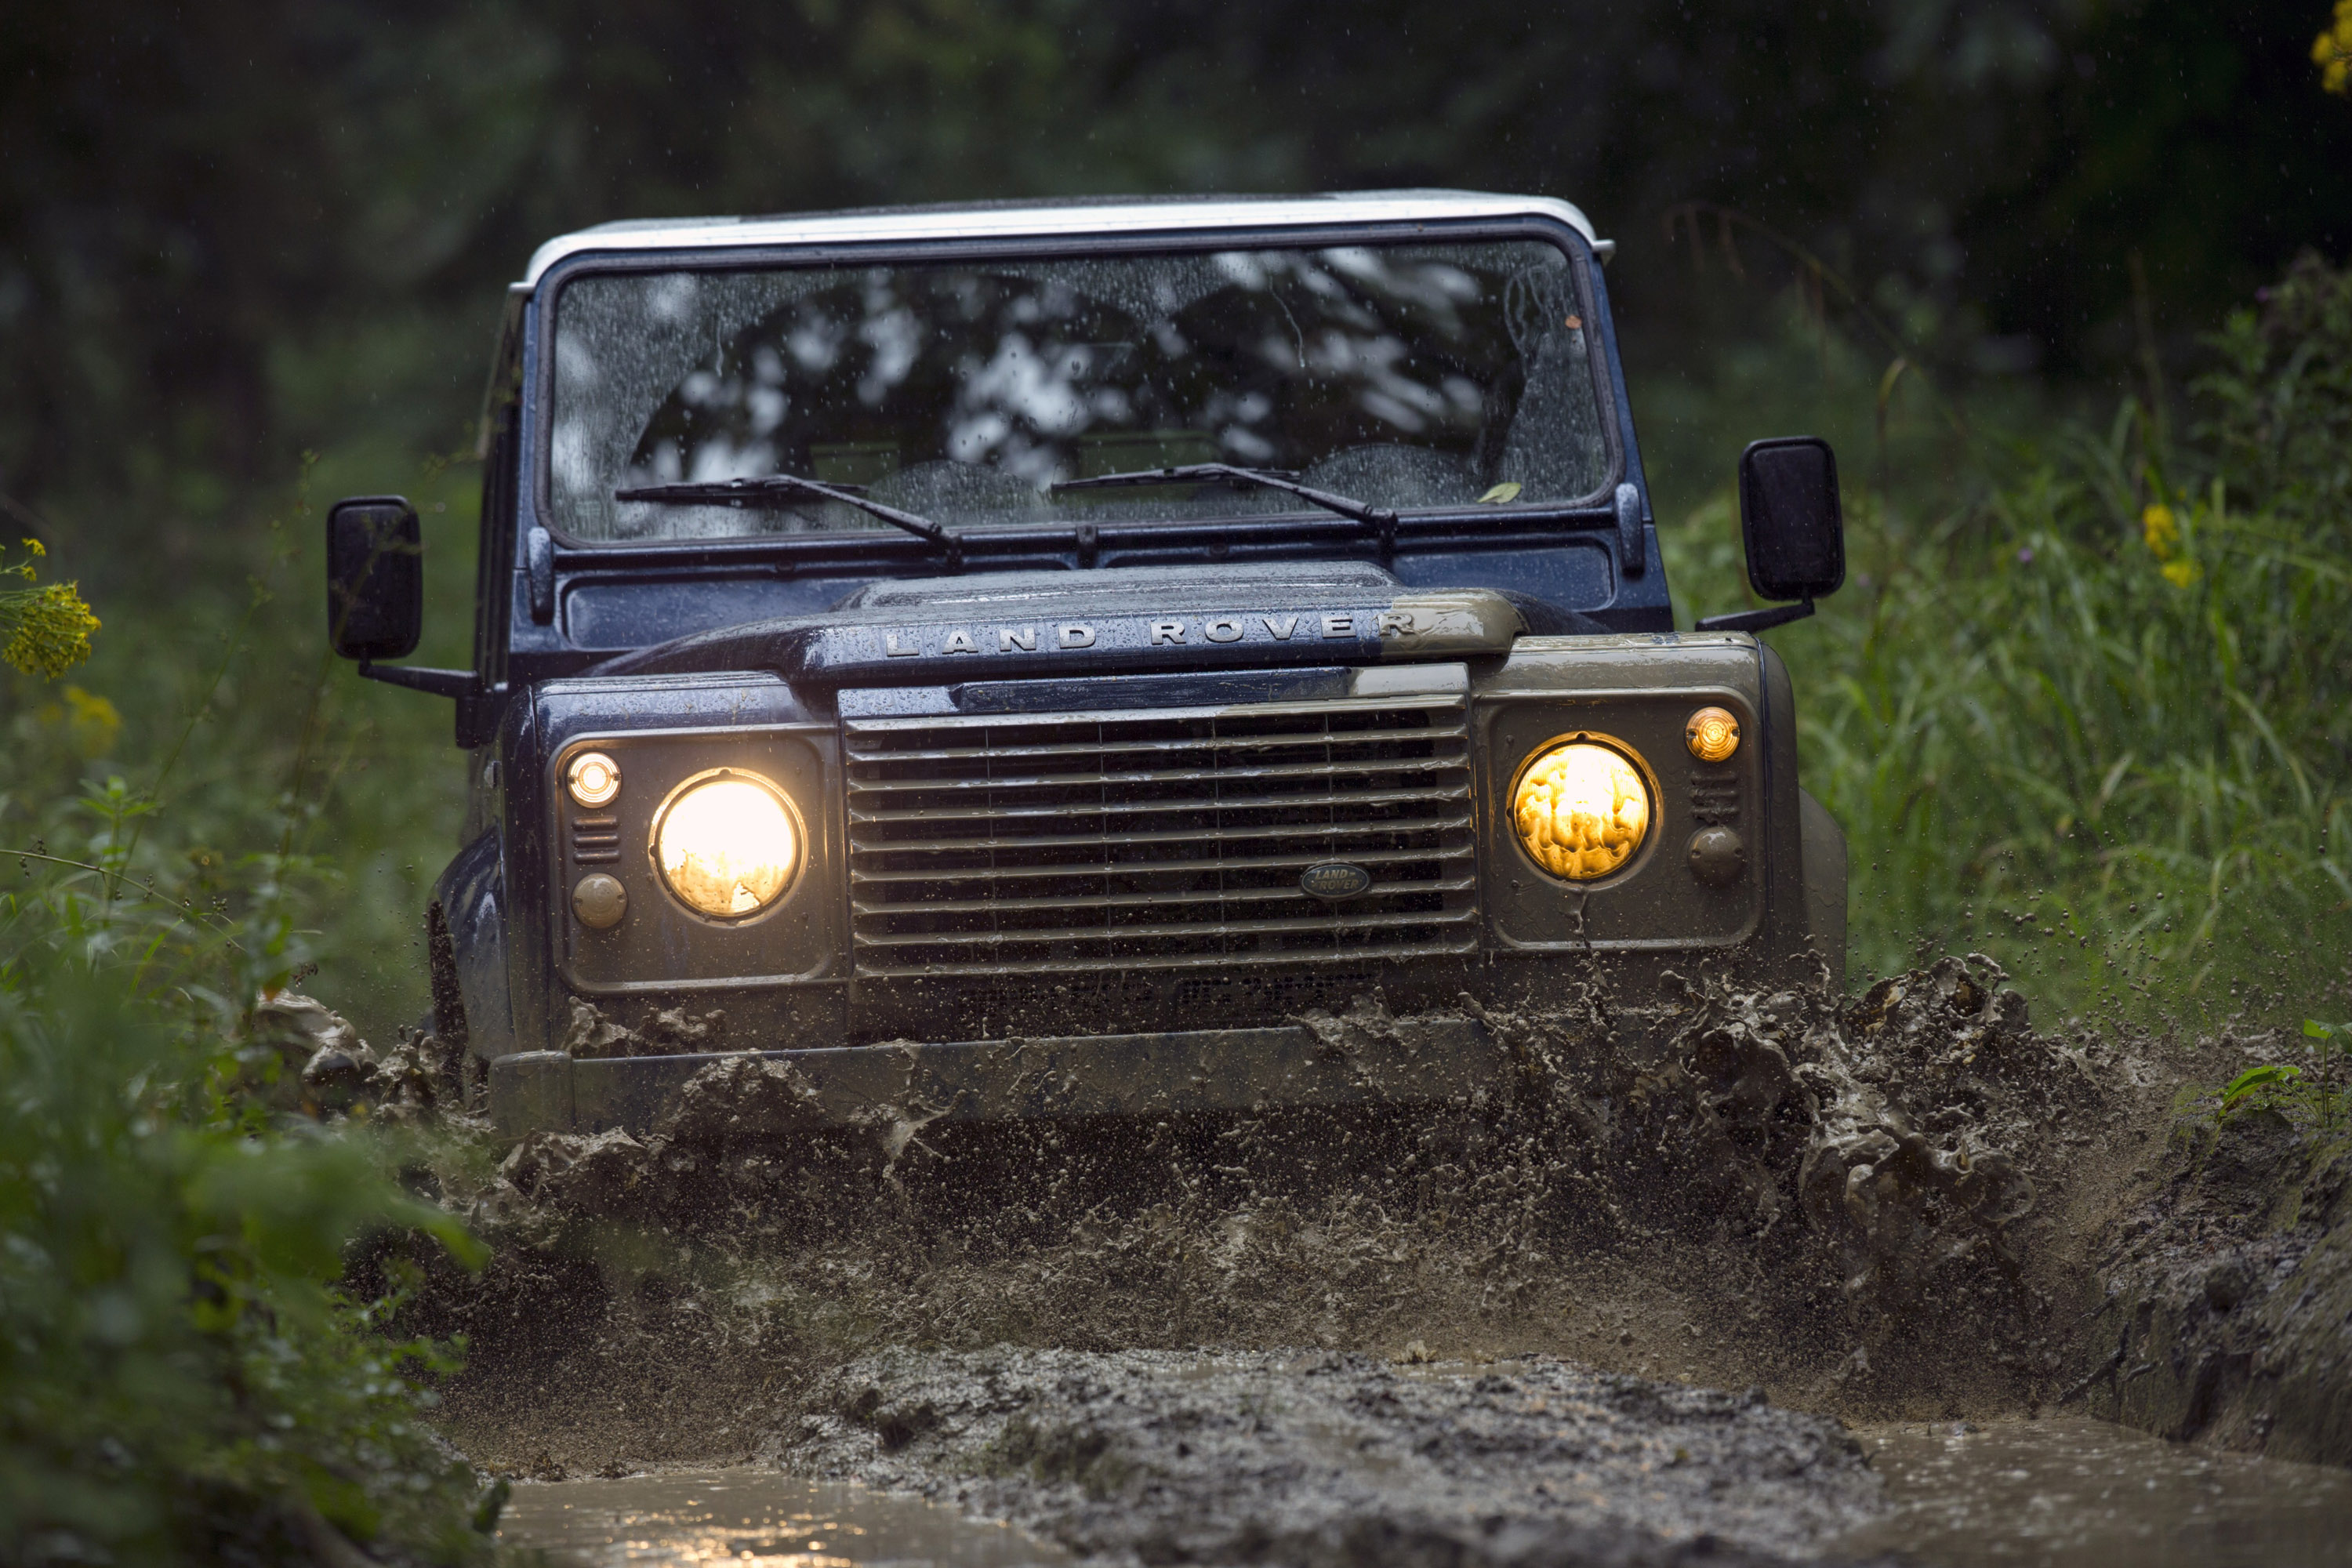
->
xmin=2072 ymin=1087 xmax=2352 ymax=1465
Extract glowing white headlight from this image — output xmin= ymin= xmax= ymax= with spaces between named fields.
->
xmin=652 ymin=771 xmax=800 ymax=918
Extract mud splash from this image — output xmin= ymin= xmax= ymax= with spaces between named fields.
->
xmin=403 ymin=954 xmax=2168 ymax=1479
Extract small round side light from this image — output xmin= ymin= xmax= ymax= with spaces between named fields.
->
xmin=1685 ymin=706 xmax=1740 ymax=764
xmin=567 ymin=750 xmax=621 ymax=808
xmin=572 ymin=873 xmax=627 ymax=929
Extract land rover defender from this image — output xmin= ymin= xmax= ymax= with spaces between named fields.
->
xmin=323 ymin=192 xmax=1850 ymax=1138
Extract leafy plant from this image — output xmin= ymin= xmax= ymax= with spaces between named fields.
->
xmin=0 ymin=929 xmax=497 ymax=1563
xmin=2220 ymin=1062 xmax=2305 ymax=1116
xmin=0 ymin=548 xmax=495 ymax=1563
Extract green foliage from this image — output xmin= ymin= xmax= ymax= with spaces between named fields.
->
xmin=0 ymin=936 xmax=494 ymax=1563
xmin=0 ymin=560 xmax=492 ymax=1561
xmin=0 ymin=455 xmax=477 ymax=1040
xmin=4 ymin=0 xmax=2348 ymax=550
xmin=2221 ymin=1062 xmax=2304 ymax=1114
xmin=2184 ymin=1018 xmax=2351 ymax=1130
xmin=1657 ymin=255 xmax=2352 ymax=1025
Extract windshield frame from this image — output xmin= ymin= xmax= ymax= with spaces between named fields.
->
xmin=527 ymin=214 xmax=1624 ymax=562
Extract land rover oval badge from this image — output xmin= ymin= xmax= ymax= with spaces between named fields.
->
xmin=1300 ymin=862 xmax=1374 ymax=901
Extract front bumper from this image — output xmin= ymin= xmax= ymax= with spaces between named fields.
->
xmin=488 ymin=1016 xmax=1507 ymax=1138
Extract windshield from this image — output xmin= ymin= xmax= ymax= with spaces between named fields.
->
xmin=548 ymin=238 xmax=1610 ymax=542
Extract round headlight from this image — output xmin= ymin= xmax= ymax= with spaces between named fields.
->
xmin=653 ymin=771 xmax=800 ymax=919
xmin=1512 ymin=739 xmax=1653 ymax=880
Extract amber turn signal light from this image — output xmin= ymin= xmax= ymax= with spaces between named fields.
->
xmin=1684 ymin=706 xmax=1740 ymax=764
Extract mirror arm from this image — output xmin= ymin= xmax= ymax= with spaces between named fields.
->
xmin=1694 ymin=598 xmax=1815 ymax=633
xmin=1613 ymin=482 xmax=1646 ymax=577
xmin=358 ymin=660 xmax=476 ymax=699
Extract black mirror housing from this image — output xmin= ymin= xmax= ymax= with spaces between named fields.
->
xmin=325 ymin=495 xmax=423 ymax=661
xmin=1737 ymin=437 xmax=1846 ymax=602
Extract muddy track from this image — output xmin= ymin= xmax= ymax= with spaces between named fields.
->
xmin=772 ymin=1347 xmax=1886 ymax=1567
xmin=354 ymin=956 xmax=2325 ymax=1555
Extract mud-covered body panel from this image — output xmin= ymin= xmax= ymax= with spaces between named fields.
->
xmin=468 ymin=610 xmax=1834 ymax=1076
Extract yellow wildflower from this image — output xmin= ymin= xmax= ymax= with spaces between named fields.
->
xmin=2161 ymin=558 xmax=2202 ymax=589
xmin=2320 ymin=0 xmax=2352 ymax=94
xmin=3 ymin=583 xmax=101 ymax=677
xmin=2141 ymin=503 xmax=2180 ymax=560
xmin=0 ymin=540 xmax=100 ymax=678
xmin=61 ymin=686 xmax=120 ymax=756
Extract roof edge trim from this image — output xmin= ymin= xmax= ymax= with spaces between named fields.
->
xmin=520 ymin=191 xmax=1607 ymax=289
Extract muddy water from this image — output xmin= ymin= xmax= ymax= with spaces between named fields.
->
xmin=500 ymin=1421 xmax=2352 ymax=1568
xmin=496 ymin=1470 xmax=1066 ymax=1567
xmin=1839 ymin=1417 xmax=2352 ymax=1566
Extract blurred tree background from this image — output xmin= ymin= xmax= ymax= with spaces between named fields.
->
xmin=2 ymin=0 xmax=2348 ymax=1033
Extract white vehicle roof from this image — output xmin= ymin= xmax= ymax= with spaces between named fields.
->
xmin=521 ymin=190 xmax=1608 ymax=289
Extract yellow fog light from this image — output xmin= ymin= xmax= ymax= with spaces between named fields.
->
xmin=566 ymin=750 xmax=621 ymax=808
xmin=1512 ymin=739 xmax=1653 ymax=880
xmin=652 ymin=771 xmax=800 ymax=919
xmin=1685 ymin=706 xmax=1740 ymax=764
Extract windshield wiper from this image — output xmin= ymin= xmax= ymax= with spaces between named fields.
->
xmin=615 ymin=474 xmax=961 ymax=564
xmin=1049 ymin=463 xmax=1397 ymax=549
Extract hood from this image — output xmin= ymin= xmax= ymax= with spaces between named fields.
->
xmin=593 ymin=562 xmax=1540 ymax=686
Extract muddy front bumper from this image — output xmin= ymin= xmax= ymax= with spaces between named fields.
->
xmin=486 ymin=1017 xmax=1508 ymax=1138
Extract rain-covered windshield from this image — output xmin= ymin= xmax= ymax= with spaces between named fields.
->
xmin=548 ymin=239 xmax=1609 ymax=542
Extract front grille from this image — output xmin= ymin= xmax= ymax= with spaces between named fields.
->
xmin=843 ymin=690 xmax=1478 ymax=976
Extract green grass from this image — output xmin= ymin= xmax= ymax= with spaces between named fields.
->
xmin=0 ymin=445 xmax=480 ymax=1042
xmin=1647 ymin=256 xmax=2352 ymax=1029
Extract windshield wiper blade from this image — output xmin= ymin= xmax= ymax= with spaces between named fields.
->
xmin=615 ymin=474 xmax=961 ymax=562
xmin=1050 ymin=463 xmax=1397 ymax=544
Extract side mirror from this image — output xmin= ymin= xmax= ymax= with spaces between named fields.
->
xmin=325 ymin=495 xmax=423 ymax=661
xmin=1695 ymin=437 xmax=1846 ymax=632
xmin=1740 ymin=436 xmax=1846 ymax=601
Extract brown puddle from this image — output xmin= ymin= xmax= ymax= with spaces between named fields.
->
xmin=1839 ymin=1417 xmax=2352 ymax=1566
xmin=496 ymin=1470 xmax=1068 ymax=1568
xmin=495 ymin=1417 xmax=2352 ymax=1567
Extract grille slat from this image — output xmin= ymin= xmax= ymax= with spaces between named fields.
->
xmin=570 ymin=815 xmax=622 ymax=866
xmin=844 ymin=689 xmax=1479 ymax=978
xmin=847 ymin=811 xmax=1472 ymax=857
xmin=853 ymin=873 xmax=1475 ymax=917
xmin=851 ymin=782 xmax=1468 ymax=827
xmin=849 ymin=844 xmax=1457 ymax=884
xmin=854 ymin=906 xmax=1478 ymax=949
xmin=845 ymin=749 xmax=1468 ymax=796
